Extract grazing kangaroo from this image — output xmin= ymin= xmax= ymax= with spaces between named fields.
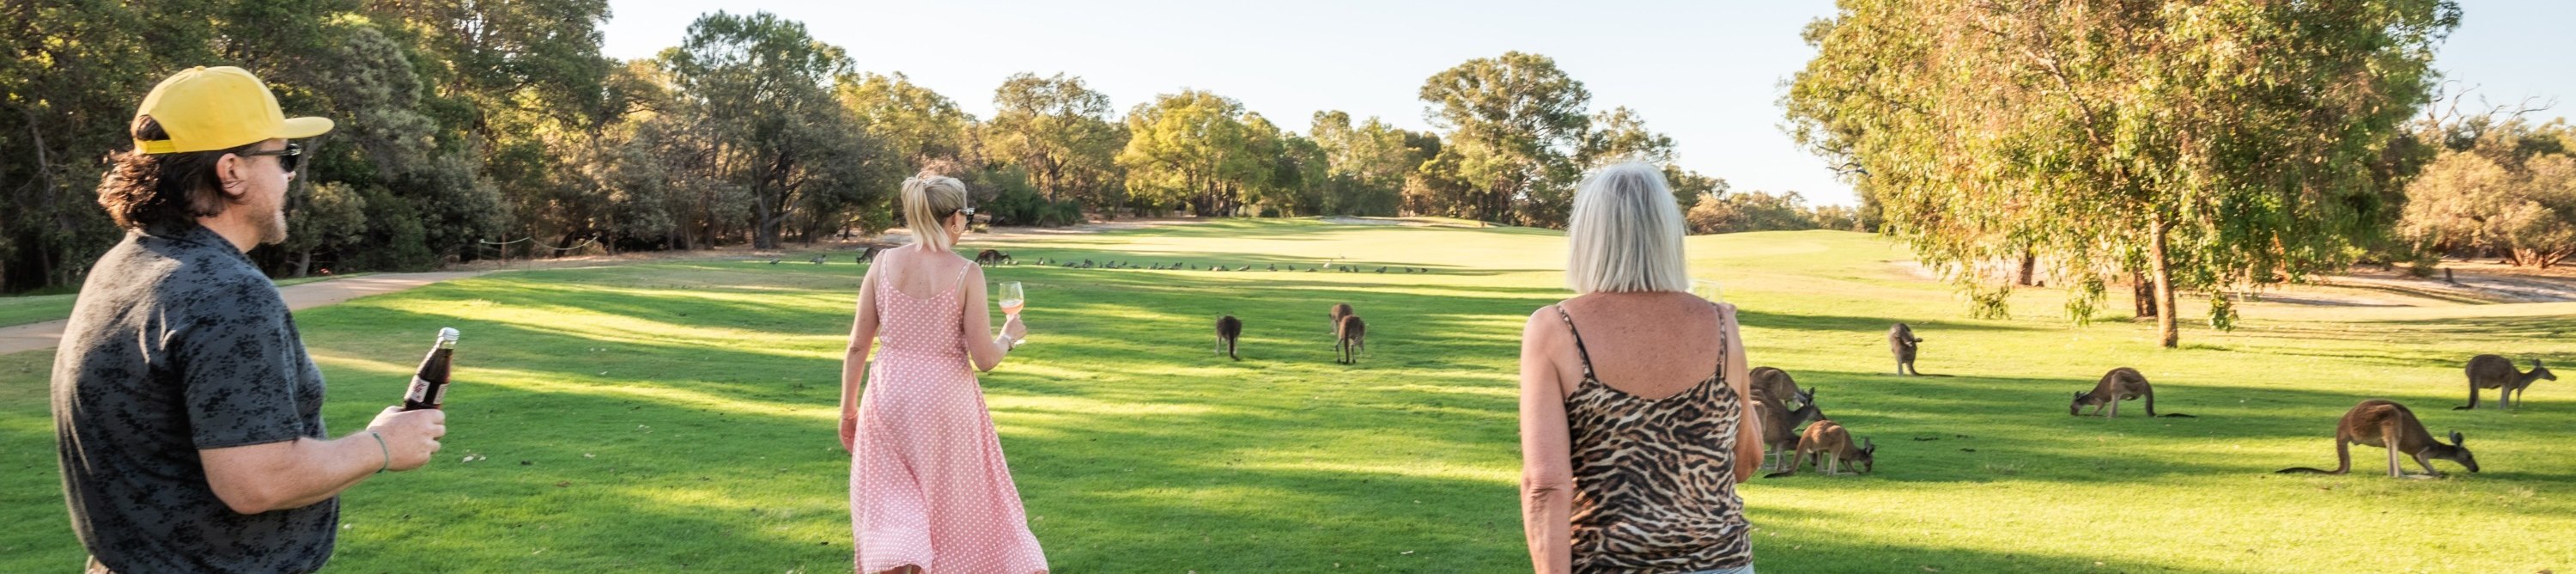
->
xmin=1328 ymin=302 xmax=1355 ymax=334
xmin=1336 ymin=314 xmax=1367 ymax=365
xmin=1757 ymin=388 xmax=1826 ymax=472
xmin=2457 ymin=355 xmax=2555 ymax=410
xmin=1213 ymin=315 xmax=1243 ymax=361
xmin=2070 ymin=367 xmax=2193 ymax=418
xmin=1763 ymin=419 xmax=1874 ymax=478
xmin=970 ymin=249 xmax=1008 ymax=266
xmin=2278 ymin=400 xmax=2477 ymax=478
xmin=857 ymin=246 xmax=884 ymax=264
xmin=1748 ymin=366 xmax=1806 ymax=410
xmin=1887 ymin=323 xmax=1924 ymax=376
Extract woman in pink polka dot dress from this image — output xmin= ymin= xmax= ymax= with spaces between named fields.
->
xmin=839 ymin=173 xmax=1045 ymax=574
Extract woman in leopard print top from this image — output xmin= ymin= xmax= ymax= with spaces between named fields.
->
xmin=1518 ymin=162 xmax=1765 ymax=574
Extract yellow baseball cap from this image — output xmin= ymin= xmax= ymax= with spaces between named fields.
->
xmin=132 ymin=66 xmax=332 ymax=155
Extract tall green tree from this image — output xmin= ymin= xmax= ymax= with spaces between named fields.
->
xmin=986 ymin=72 xmax=1125 ymax=211
xmin=1118 ymin=90 xmax=1265 ymax=217
xmin=1785 ymin=0 xmax=2459 ymax=347
xmin=1418 ymin=52 xmax=1591 ymax=226
xmin=661 ymin=11 xmax=887 ymax=248
xmin=837 ymin=71 xmax=975 ymax=168
xmin=366 ymin=0 xmax=614 ymax=259
xmin=1309 ymin=111 xmax=1422 ymax=216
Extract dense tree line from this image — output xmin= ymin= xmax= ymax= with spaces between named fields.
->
xmin=4 ymin=6 xmax=1814 ymax=292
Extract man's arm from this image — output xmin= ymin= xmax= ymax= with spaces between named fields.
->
xmin=201 ymin=406 xmax=444 ymax=515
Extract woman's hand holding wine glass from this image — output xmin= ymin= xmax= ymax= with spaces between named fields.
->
xmin=998 ymin=281 xmax=1029 ymax=346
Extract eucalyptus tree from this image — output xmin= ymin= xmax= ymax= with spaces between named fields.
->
xmin=1419 ymin=52 xmax=1590 ymax=226
xmin=1786 ymin=0 xmax=2459 ymax=346
xmin=987 ymin=72 xmax=1124 ymax=208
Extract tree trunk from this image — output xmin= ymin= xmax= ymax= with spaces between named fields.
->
xmin=2150 ymin=215 xmax=2178 ymax=348
xmin=2017 ymin=250 xmax=2038 ymax=286
xmin=2132 ymin=271 xmax=2158 ymax=319
xmin=295 ymin=249 xmax=313 ymax=278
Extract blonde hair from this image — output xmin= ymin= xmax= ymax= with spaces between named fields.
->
xmin=1565 ymin=162 xmax=1690 ymax=293
xmin=901 ymin=171 xmax=969 ymax=252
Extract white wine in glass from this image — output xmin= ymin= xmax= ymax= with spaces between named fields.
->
xmin=1692 ymin=279 xmax=1725 ymax=304
xmin=998 ymin=281 xmax=1025 ymax=317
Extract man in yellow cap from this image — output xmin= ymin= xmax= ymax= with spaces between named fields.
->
xmin=52 ymin=66 xmax=448 ymax=573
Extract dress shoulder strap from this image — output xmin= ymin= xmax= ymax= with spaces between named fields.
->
xmin=1709 ymin=300 xmax=1730 ymax=380
xmin=1552 ymin=305 xmax=1600 ymax=382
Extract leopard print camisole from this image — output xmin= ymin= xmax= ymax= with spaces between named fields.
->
xmin=1555 ymin=304 xmax=1752 ymax=572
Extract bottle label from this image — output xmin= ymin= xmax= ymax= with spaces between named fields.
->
xmin=408 ymin=376 xmax=441 ymax=406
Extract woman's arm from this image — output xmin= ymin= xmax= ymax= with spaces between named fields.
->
xmin=1721 ymin=303 xmax=1763 ymax=484
xmin=958 ymin=265 xmax=1016 ymax=372
xmin=1518 ymin=307 xmax=1575 ymax=574
xmin=840 ymin=265 xmax=883 ymax=452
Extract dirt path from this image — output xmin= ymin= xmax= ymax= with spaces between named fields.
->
xmin=0 ymin=272 xmax=485 ymax=356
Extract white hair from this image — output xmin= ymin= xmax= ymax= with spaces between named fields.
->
xmin=1564 ymin=162 xmax=1690 ymax=294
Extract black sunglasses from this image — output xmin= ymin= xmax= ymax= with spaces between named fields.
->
xmin=240 ymin=143 xmax=302 ymax=173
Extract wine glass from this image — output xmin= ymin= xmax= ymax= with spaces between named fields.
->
xmin=998 ymin=281 xmax=1026 ymax=344
xmin=1692 ymin=279 xmax=1725 ymax=304
xmin=997 ymin=281 xmax=1025 ymax=318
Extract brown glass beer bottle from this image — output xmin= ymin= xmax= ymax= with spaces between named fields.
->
xmin=402 ymin=327 xmax=460 ymax=411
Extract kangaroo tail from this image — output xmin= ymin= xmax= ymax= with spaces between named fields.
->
xmin=2275 ymin=467 xmax=2342 ymax=474
xmin=2155 ymin=412 xmax=2197 ymax=418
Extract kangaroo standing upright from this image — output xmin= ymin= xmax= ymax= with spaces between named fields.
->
xmin=2276 ymin=400 xmax=2478 ymax=478
xmin=1887 ymin=323 xmax=1924 ymax=376
xmin=2456 ymin=355 xmax=2554 ymax=410
xmin=1328 ymin=302 xmax=1354 ymax=334
xmin=1214 ymin=315 xmax=1243 ymax=361
xmin=1335 ymin=314 xmax=1367 ymax=364
xmin=1763 ymin=419 xmax=1874 ymax=478
xmin=1757 ymin=388 xmax=1826 ymax=471
xmin=2070 ymin=367 xmax=2193 ymax=418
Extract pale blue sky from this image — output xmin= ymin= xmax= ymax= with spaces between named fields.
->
xmin=600 ymin=1 xmax=2573 ymax=206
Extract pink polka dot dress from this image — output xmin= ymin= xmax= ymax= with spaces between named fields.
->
xmin=851 ymin=262 xmax=1048 ymax=573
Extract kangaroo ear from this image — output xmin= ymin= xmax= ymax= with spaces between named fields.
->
xmin=2450 ymin=430 xmax=2464 ymax=446
xmin=1863 ymin=437 xmax=1876 ymax=453
xmin=2073 ymin=390 xmax=2086 ymax=400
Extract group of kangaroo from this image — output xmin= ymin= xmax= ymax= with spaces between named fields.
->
xmin=1212 ymin=302 xmax=1369 ymax=364
xmin=1753 ymin=323 xmax=1927 ymax=478
xmin=1751 ymin=368 xmax=1874 ymax=477
xmin=2274 ymin=355 xmax=2552 ymax=479
xmin=1752 ymin=323 xmax=1947 ymax=477
xmin=1777 ymin=322 xmax=2554 ymax=481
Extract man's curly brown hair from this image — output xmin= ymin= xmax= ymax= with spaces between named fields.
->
xmin=95 ymin=115 xmax=257 ymax=229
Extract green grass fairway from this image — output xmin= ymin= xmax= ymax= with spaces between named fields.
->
xmin=3 ymin=219 xmax=2571 ymax=572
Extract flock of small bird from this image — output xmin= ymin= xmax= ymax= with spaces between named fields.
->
xmin=1022 ymin=255 xmax=1431 ymax=274
xmin=764 ymin=247 xmax=1436 ymax=275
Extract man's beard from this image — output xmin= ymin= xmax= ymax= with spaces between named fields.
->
xmin=254 ymin=187 xmax=289 ymax=246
